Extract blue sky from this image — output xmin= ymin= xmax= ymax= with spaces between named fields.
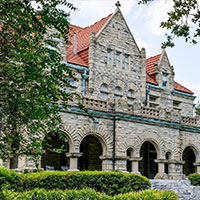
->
xmin=62 ymin=0 xmax=200 ymax=102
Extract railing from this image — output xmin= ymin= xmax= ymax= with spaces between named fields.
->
xmin=181 ymin=116 xmax=197 ymax=126
xmin=80 ymin=97 xmax=199 ymax=127
xmin=83 ymin=97 xmax=108 ymax=110
xmin=140 ymin=107 xmax=160 ymax=119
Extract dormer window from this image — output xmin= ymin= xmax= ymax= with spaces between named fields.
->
xmin=124 ymin=55 xmax=129 ymax=69
xmin=107 ymin=49 xmax=111 ymax=65
xmin=162 ymin=73 xmax=168 ymax=87
xmin=100 ymin=83 xmax=108 ymax=99
xmin=115 ymin=52 xmax=120 ymax=67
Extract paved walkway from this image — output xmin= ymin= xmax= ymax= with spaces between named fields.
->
xmin=150 ymin=180 xmax=200 ymax=200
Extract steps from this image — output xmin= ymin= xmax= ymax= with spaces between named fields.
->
xmin=150 ymin=180 xmax=200 ymax=200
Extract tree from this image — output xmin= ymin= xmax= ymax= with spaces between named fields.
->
xmin=0 ymin=0 xmax=78 ymax=168
xmin=196 ymin=102 xmax=200 ymax=115
xmin=139 ymin=0 xmax=200 ymax=47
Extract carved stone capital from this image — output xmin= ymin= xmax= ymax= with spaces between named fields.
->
xmin=65 ymin=152 xmax=82 ymax=158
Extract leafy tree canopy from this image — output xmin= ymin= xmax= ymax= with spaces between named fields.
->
xmin=0 ymin=0 xmax=78 ymax=167
xmin=139 ymin=0 xmax=200 ymax=47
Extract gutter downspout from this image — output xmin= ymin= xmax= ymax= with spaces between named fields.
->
xmin=111 ymin=100 xmax=116 ymax=170
xmin=82 ymin=69 xmax=88 ymax=97
xmin=145 ymin=85 xmax=150 ymax=106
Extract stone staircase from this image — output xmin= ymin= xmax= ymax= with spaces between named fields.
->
xmin=150 ymin=180 xmax=200 ymax=200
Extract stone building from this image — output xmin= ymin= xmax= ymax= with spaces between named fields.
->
xmin=2 ymin=2 xmax=200 ymax=180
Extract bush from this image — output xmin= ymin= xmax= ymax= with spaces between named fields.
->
xmin=3 ymin=189 xmax=178 ymax=200
xmin=188 ymin=173 xmax=200 ymax=186
xmin=3 ymin=188 xmax=112 ymax=200
xmin=114 ymin=189 xmax=178 ymax=200
xmin=17 ymin=171 xmax=150 ymax=195
xmin=0 ymin=167 xmax=20 ymax=190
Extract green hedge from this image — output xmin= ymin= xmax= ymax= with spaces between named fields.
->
xmin=115 ymin=189 xmax=178 ymax=200
xmin=188 ymin=173 xmax=200 ymax=186
xmin=2 ymin=189 xmax=178 ymax=200
xmin=18 ymin=171 xmax=150 ymax=195
xmin=0 ymin=167 xmax=20 ymax=190
xmin=0 ymin=167 xmax=150 ymax=195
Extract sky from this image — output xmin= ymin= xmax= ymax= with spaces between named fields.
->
xmin=60 ymin=0 xmax=200 ymax=103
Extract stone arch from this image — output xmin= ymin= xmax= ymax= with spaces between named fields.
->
xmin=96 ymin=75 xmax=112 ymax=93
xmin=126 ymin=82 xmax=141 ymax=101
xmin=181 ymin=144 xmax=200 ymax=162
xmin=61 ymin=123 xmax=77 ymax=152
xmin=134 ymin=130 xmax=166 ymax=159
xmin=75 ymin=125 xmax=112 ymax=156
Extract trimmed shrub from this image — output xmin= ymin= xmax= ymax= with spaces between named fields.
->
xmin=3 ymin=188 xmax=112 ymax=200
xmin=188 ymin=173 xmax=200 ymax=186
xmin=114 ymin=189 xmax=178 ymax=200
xmin=0 ymin=167 xmax=20 ymax=190
xmin=3 ymin=189 xmax=178 ymax=200
xmin=17 ymin=171 xmax=150 ymax=195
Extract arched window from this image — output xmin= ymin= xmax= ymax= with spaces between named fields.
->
xmin=100 ymin=83 xmax=108 ymax=99
xmin=127 ymin=89 xmax=135 ymax=104
xmin=114 ymin=86 xmax=122 ymax=99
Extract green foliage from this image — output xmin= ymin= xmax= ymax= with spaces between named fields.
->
xmin=114 ymin=189 xmax=178 ymax=200
xmin=195 ymin=102 xmax=200 ymax=115
xmin=0 ymin=0 xmax=80 ymax=165
xmin=0 ymin=167 xmax=20 ymax=191
xmin=0 ymin=169 xmax=151 ymax=196
xmin=3 ymin=188 xmax=112 ymax=200
xmin=188 ymin=173 xmax=200 ymax=186
xmin=139 ymin=0 xmax=200 ymax=47
xmin=3 ymin=188 xmax=178 ymax=200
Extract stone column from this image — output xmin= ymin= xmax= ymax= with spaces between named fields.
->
xmin=154 ymin=159 xmax=168 ymax=179
xmin=194 ymin=162 xmax=200 ymax=174
xmin=167 ymin=160 xmax=185 ymax=180
xmin=66 ymin=152 xmax=82 ymax=171
xmin=100 ymin=155 xmax=113 ymax=171
xmin=129 ymin=157 xmax=142 ymax=174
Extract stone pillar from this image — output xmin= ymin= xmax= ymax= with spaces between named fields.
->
xmin=154 ymin=159 xmax=168 ymax=179
xmin=66 ymin=152 xmax=82 ymax=171
xmin=17 ymin=155 xmax=26 ymax=169
xmin=167 ymin=160 xmax=185 ymax=180
xmin=100 ymin=155 xmax=113 ymax=171
xmin=194 ymin=162 xmax=200 ymax=174
xmin=129 ymin=157 xmax=142 ymax=174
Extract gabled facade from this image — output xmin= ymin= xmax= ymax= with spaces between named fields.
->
xmin=2 ymin=2 xmax=200 ymax=180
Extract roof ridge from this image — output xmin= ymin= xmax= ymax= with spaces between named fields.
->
xmin=146 ymin=53 xmax=161 ymax=60
xmin=80 ymin=13 xmax=113 ymax=32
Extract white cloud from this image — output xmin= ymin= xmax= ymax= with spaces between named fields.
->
xmin=135 ymin=38 xmax=151 ymax=57
xmin=143 ymin=0 xmax=174 ymax=35
xmin=62 ymin=0 xmax=137 ymax=27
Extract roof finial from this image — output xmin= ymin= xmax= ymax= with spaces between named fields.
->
xmin=115 ymin=1 xmax=121 ymax=8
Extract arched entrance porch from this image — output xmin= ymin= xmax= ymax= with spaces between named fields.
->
xmin=41 ymin=133 xmax=69 ymax=171
xmin=139 ymin=141 xmax=158 ymax=179
xmin=183 ymin=146 xmax=196 ymax=176
xmin=79 ymin=135 xmax=103 ymax=171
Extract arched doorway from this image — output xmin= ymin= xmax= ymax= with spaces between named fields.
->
xmin=183 ymin=147 xmax=196 ymax=176
xmin=126 ymin=148 xmax=133 ymax=173
xmin=79 ymin=135 xmax=103 ymax=171
xmin=165 ymin=152 xmax=171 ymax=174
xmin=139 ymin=141 xmax=158 ymax=179
xmin=41 ymin=134 xmax=69 ymax=171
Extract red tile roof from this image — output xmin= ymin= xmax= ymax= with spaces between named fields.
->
xmin=146 ymin=54 xmax=194 ymax=94
xmin=66 ymin=14 xmax=194 ymax=95
xmin=174 ymin=81 xmax=194 ymax=94
xmin=67 ymin=14 xmax=112 ymax=66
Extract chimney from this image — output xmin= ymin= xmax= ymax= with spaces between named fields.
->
xmin=73 ymin=32 xmax=77 ymax=54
